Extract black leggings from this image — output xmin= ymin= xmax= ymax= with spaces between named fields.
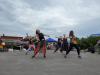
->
xmin=62 ymin=43 xmax=68 ymax=52
xmin=54 ymin=44 xmax=62 ymax=52
xmin=66 ymin=43 xmax=80 ymax=56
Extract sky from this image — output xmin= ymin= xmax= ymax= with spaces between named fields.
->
xmin=0 ymin=0 xmax=100 ymax=38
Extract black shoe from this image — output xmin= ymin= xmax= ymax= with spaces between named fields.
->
xmin=44 ymin=56 xmax=46 ymax=58
xmin=25 ymin=52 xmax=28 ymax=55
xmin=64 ymin=55 xmax=67 ymax=58
xmin=32 ymin=55 xmax=35 ymax=58
xmin=78 ymin=55 xmax=82 ymax=59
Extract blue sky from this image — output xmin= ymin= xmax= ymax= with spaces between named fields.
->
xmin=0 ymin=0 xmax=100 ymax=37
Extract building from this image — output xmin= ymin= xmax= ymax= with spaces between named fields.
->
xmin=0 ymin=36 xmax=24 ymax=50
xmin=0 ymin=36 xmax=23 ymax=42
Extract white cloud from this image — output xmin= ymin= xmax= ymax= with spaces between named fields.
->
xmin=0 ymin=0 xmax=100 ymax=37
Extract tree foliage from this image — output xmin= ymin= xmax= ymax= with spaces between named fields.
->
xmin=78 ymin=36 xmax=100 ymax=49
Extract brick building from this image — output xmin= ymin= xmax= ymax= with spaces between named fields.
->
xmin=0 ymin=36 xmax=23 ymax=42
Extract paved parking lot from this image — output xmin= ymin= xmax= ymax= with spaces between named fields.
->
xmin=0 ymin=50 xmax=100 ymax=75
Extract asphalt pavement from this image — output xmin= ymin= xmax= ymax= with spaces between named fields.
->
xmin=0 ymin=50 xmax=100 ymax=75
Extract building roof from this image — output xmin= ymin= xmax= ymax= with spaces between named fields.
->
xmin=1 ymin=36 xmax=23 ymax=40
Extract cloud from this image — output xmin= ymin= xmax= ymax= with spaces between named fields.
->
xmin=0 ymin=0 xmax=100 ymax=37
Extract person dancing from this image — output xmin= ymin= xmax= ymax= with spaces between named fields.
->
xmin=32 ymin=29 xmax=46 ymax=58
xmin=25 ymin=38 xmax=35 ymax=55
xmin=62 ymin=34 xmax=68 ymax=53
xmin=64 ymin=30 xmax=81 ymax=58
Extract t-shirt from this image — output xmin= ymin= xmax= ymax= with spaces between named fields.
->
xmin=37 ymin=33 xmax=45 ymax=41
xmin=70 ymin=36 xmax=78 ymax=44
xmin=58 ymin=38 xmax=62 ymax=45
xmin=63 ymin=38 xmax=68 ymax=44
xmin=29 ymin=40 xmax=34 ymax=44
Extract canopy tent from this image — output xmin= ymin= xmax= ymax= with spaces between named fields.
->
xmin=46 ymin=38 xmax=57 ymax=42
xmin=91 ymin=34 xmax=100 ymax=37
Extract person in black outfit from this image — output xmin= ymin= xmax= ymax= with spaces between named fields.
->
xmin=64 ymin=30 xmax=81 ymax=58
xmin=54 ymin=36 xmax=63 ymax=53
xmin=32 ymin=29 xmax=46 ymax=58
xmin=62 ymin=34 xmax=68 ymax=53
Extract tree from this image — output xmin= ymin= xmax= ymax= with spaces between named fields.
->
xmin=78 ymin=36 xmax=100 ymax=50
